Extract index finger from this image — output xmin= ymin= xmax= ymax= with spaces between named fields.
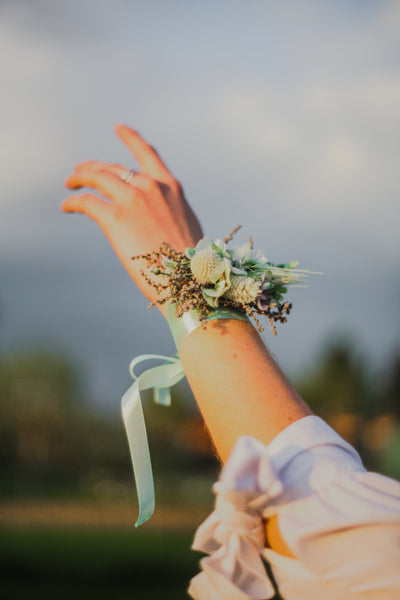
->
xmin=115 ymin=125 xmax=173 ymax=183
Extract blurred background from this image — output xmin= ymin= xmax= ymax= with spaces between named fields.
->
xmin=1 ymin=1 xmax=399 ymax=598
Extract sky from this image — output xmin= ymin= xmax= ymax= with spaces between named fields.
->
xmin=0 ymin=0 xmax=399 ymax=412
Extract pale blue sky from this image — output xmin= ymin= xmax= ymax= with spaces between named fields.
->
xmin=0 ymin=0 xmax=399 ymax=409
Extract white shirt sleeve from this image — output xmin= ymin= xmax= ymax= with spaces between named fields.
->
xmin=188 ymin=415 xmax=400 ymax=600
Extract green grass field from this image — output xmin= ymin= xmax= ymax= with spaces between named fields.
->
xmin=1 ymin=525 xmax=202 ymax=600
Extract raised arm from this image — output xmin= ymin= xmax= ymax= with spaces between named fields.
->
xmin=62 ymin=125 xmax=310 ymax=555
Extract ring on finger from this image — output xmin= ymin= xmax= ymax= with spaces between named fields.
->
xmin=121 ymin=169 xmax=138 ymax=184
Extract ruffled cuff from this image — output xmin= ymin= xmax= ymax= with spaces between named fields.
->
xmin=188 ymin=416 xmax=400 ymax=600
xmin=187 ymin=415 xmax=365 ymax=600
xmin=188 ymin=435 xmax=284 ymax=600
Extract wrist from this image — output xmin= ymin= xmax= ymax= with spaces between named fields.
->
xmin=166 ymin=301 xmax=251 ymax=351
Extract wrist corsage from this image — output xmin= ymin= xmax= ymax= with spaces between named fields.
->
xmin=122 ymin=227 xmax=319 ymax=527
xmin=134 ymin=225 xmax=314 ymax=335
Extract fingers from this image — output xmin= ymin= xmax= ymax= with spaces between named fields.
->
xmin=72 ymin=161 xmax=165 ymax=197
xmin=74 ymin=160 xmax=143 ymax=185
xmin=61 ymin=193 xmax=113 ymax=225
xmin=65 ymin=168 xmax=132 ymax=203
xmin=115 ymin=124 xmax=173 ymax=183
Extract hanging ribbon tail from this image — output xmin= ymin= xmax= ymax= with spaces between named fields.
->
xmin=121 ymin=354 xmax=186 ymax=527
xmin=121 ymin=379 xmax=155 ymax=526
xmin=154 ymin=386 xmax=171 ymax=406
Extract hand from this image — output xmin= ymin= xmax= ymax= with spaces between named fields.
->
xmin=62 ymin=125 xmax=203 ymax=315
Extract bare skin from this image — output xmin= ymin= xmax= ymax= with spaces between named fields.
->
xmin=62 ymin=125 xmax=311 ymax=557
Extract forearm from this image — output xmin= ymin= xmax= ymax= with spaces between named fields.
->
xmin=179 ymin=317 xmax=312 ymax=463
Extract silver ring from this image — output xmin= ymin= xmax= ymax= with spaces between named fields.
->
xmin=121 ymin=169 xmax=138 ymax=184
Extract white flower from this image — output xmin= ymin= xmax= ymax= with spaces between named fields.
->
xmin=235 ymin=242 xmax=268 ymax=266
xmin=228 ymin=242 xmax=270 ymax=280
xmin=189 ymin=236 xmax=231 ymax=285
xmin=190 ymin=248 xmax=225 ymax=284
xmin=225 ymin=275 xmax=261 ymax=304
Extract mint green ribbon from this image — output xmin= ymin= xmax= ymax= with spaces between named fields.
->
xmin=121 ymin=353 xmax=185 ymax=526
xmin=121 ymin=304 xmax=250 ymax=526
xmin=166 ymin=302 xmax=250 ymax=351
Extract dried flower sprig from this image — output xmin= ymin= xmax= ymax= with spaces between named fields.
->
xmin=132 ymin=227 xmax=318 ymax=335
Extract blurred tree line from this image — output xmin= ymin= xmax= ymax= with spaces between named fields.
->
xmin=0 ymin=348 xmax=218 ymax=504
xmin=294 ymin=337 xmax=400 ymax=478
xmin=0 ymin=337 xmax=399 ymax=505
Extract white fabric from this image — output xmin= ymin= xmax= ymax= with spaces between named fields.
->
xmin=188 ymin=416 xmax=400 ymax=600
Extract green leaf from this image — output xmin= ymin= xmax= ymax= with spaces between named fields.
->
xmin=185 ymin=247 xmax=196 ymax=259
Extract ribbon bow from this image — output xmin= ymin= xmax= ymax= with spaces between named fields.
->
xmin=121 ymin=353 xmax=185 ymax=526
